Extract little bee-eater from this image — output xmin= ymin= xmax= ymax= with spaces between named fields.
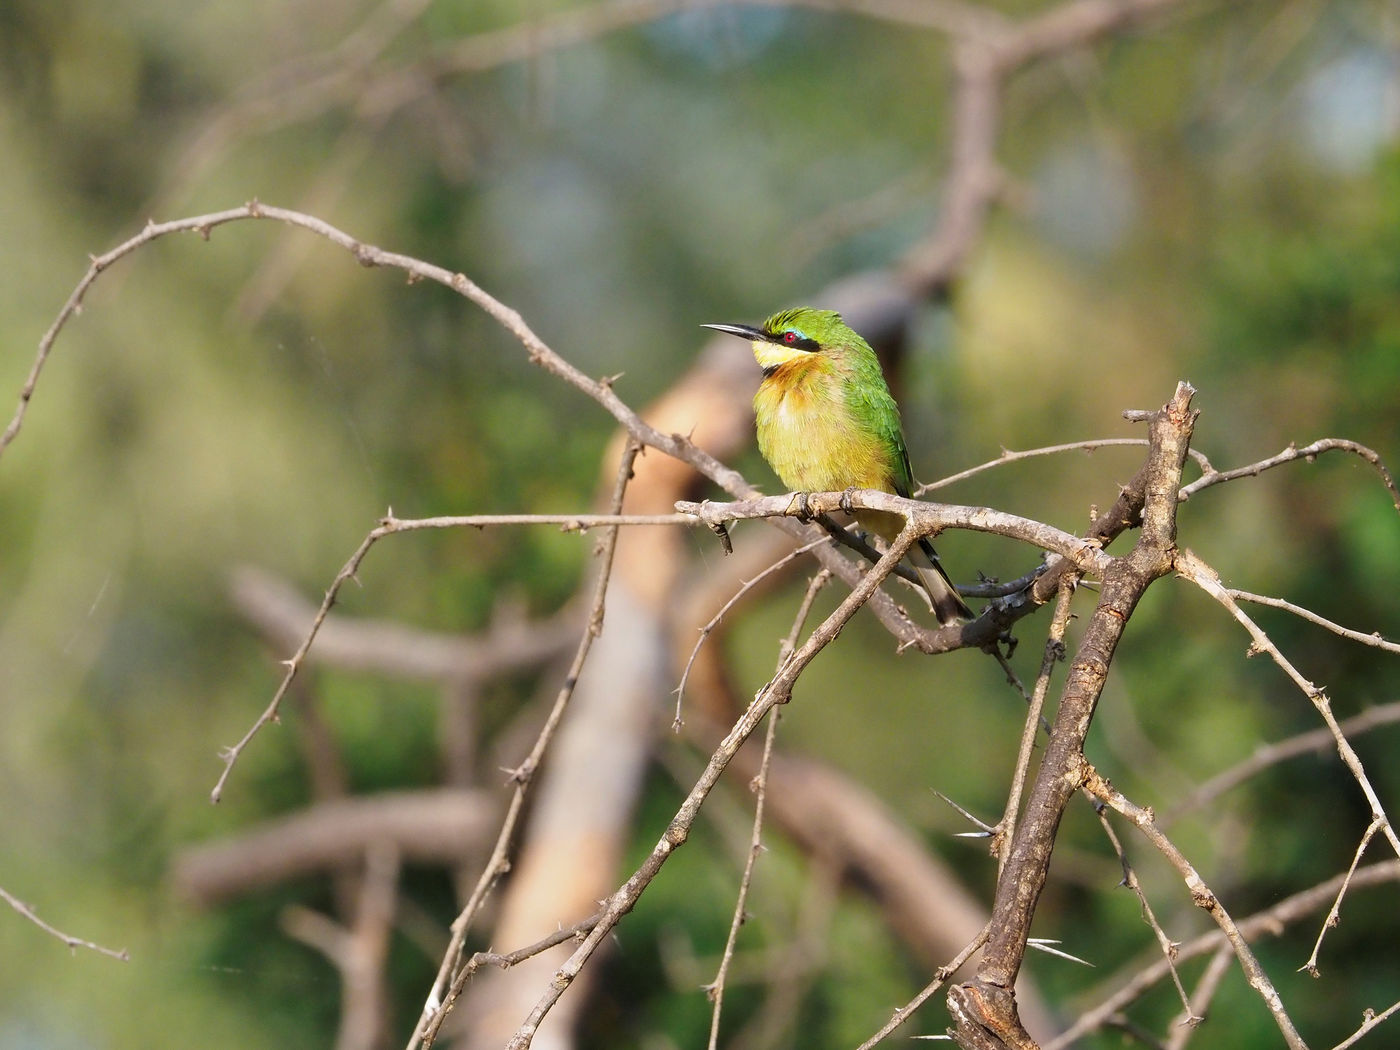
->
xmin=704 ymin=307 xmax=972 ymax=626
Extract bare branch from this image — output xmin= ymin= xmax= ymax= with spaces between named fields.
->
xmin=1048 ymin=861 xmax=1400 ymax=1049
xmin=950 ymin=383 xmax=1199 ymax=1049
xmin=5 ymin=204 xmax=749 ymax=500
xmin=1178 ymin=438 xmax=1400 ymax=512
xmin=1165 ymin=947 xmax=1232 ymax=1050
xmin=1164 ymin=700 xmax=1400 ymax=827
xmin=173 ymin=790 xmax=495 ymax=907
xmin=917 ymin=438 xmax=1206 ymax=495
xmin=1330 ymin=998 xmax=1400 ymax=1050
xmin=1084 ymin=768 xmax=1307 ymax=1050
xmin=1094 ymin=809 xmax=1196 ymax=1026
xmin=996 ymin=582 xmax=1076 ymax=875
xmin=1300 ymin=817 xmax=1386 ymax=978
xmin=1227 ymin=590 xmax=1400 ymax=655
xmin=451 ymin=914 xmax=600 ymax=985
xmin=1178 ymin=548 xmax=1400 ymax=859
xmin=502 ymin=529 xmax=920 ymax=1050
xmin=0 ymin=884 xmax=129 ymax=961
xmin=674 ymin=539 xmax=831 ymax=729
xmin=705 ymin=566 xmax=830 ymax=1049
xmin=856 ymin=927 xmax=991 ymax=1050
xmin=412 ymin=440 xmax=644 ymax=1050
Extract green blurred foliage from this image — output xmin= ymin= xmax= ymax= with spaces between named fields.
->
xmin=1 ymin=1 xmax=1397 ymax=1048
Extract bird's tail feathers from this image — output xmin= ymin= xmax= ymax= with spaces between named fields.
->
xmin=910 ymin=537 xmax=973 ymax=627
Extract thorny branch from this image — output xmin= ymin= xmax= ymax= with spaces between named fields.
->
xmin=1092 ymin=805 xmax=1197 ymax=1027
xmin=995 ymin=582 xmax=1076 ymax=876
xmin=947 ymin=383 xmax=1198 ymax=1050
xmin=1046 ymin=861 xmax=1400 ymax=1048
xmin=411 ymin=439 xmax=644 ymax=1050
xmin=500 ymin=529 xmax=921 ymax=1050
xmin=1179 ymin=437 xmax=1400 ymax=512
xmin=1178 ymin=550 xmax=1400 ymax=862
xmin=1085 ymin=768 xmax=1307 ymax=1049
xmin=12 ymin=197 xmax=1398 ymax=1050
xmin=705 ymin=568 xmax=829 ymax=1050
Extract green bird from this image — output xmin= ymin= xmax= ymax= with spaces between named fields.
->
xmin=704 ymin=307 xmax=972 ymax=626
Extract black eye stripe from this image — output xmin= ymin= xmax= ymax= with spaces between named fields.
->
xmin=772 ymin=330 xmax=819 ymax=352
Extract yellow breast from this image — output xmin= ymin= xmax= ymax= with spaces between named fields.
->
xmin=754 ymin=359 xmax=895 ymax=495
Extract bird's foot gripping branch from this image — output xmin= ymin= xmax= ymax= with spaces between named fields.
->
xmin=677 ymin=482 xmax=1113 ymax=657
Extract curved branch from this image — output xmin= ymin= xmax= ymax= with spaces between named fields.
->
xmin=0 ymin=885 xmax=129 ymax=961
xmin=172 ymin=790 xmax=496 ymax=906
xmin=3 ymin=203 xmax=749 ymax=499
xmin=1179 ymin=438 xmax=1400 ymax=513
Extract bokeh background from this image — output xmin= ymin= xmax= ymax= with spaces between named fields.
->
xmin=1 ymin=1 xmax=1398 ymax=1048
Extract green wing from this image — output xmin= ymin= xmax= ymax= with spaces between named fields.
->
xmin=856 ymin=381 xmax=914 ymax=497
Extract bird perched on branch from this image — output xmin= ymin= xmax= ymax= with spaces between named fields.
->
xmin=703 ymin=307 xmax=972 ymax=626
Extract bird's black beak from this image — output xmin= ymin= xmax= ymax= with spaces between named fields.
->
xmin=701 ymin=322 xmax=767 ymax=341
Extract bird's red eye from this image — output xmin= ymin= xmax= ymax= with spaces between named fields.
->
xmin=782 ymin=331 xmax=798 ymax=344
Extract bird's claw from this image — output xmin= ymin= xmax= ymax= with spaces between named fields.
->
xmin=790 ymin=491 xmax=813 ymax=521
xmin=839 ymin=487 xmax=857 ymax=515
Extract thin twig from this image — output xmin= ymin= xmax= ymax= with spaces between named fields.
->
xmin=1330 ymin=997 xmax=1400 ymax=1050
xmin=1178 ymin=548 xmax=1400 ymax=860
xmin=212 ymin=507 xmax=689 ymax=802
xmin=853 ymin=927 xmax=992 ymax=1050
xmin=1084 ymin=768 xmax=1308 ymax=1050
xmin=0 ymin=885 xmax=129 ymax=961
xmin=5 ymin=204 xmax=750 ymax=499
xmin=704 ymin=571 xmax=829 ymax=1050
xmin=457 ymin=913 xmax=600 ymax=981
xmin=1164 ymin=946 xmax=1232 ymax=1050
xmin=412 ymin=440 xmax=643 ymax=1050
xmin=1178 ymin=438 xmax=1400 ymax=512
xmin=1094 ymin=809 xmax=1196 ymax=1026
xmin=1228 ymin=590 xmax=1400 ymax=654
xmin=704 ymin=704 xmax=783 ymax=1050
xmin=996 ymin=582 xmax=1075 ymax=874
xmin=501 ymin=529 xmax=921 ymax=1050
xmin=1048 ymin=861 xmax=1400 ymax=1049
xmin=1299 ymin=816 xmax=1385 ymax=977
xmin=917 ymin=438 xmax=1206 ymax=495
xmin=674 ymin=540 xmax=830 ymax=729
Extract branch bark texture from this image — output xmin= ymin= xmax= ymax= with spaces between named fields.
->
xmin=949 ymin=382 xmax=1198 ymax=1049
